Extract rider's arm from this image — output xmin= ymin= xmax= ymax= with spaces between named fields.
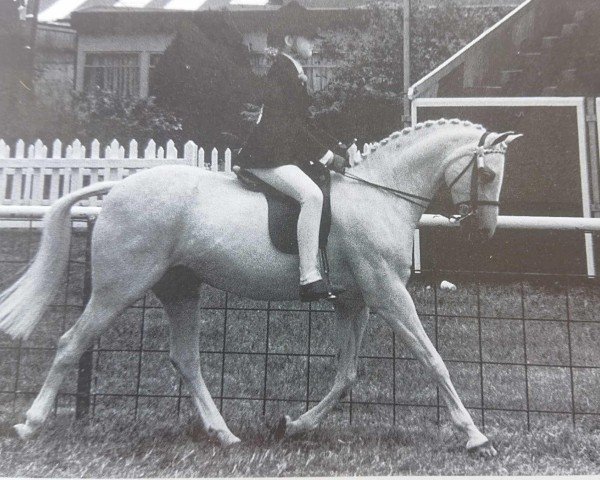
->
xmin=319 ymin=151 xmax=334 ymax=165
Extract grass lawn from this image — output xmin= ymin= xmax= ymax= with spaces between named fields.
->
xmin=2 ymin=413 xmax=600 ymax=476
xmin=2 ymin=226 xmax=600 ymax=475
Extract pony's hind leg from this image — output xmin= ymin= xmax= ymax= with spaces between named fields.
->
xmin=13 ymin=292 xmax=132 ymax=440
xmin=153 ymin=268 xmax=240 ymax=447
xmin=13 ymin=231 xmax=171 ymax=440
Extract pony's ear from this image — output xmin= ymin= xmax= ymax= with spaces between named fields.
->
xmin=503 ymin=133 xmax=523 ymax=144
xmin=485 ymin=132 xmax=523 ymax=147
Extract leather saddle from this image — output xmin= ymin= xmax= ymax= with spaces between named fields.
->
xmin=233 ymin=163 xmax=332 ymax=255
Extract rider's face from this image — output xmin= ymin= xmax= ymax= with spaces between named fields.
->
xmin=293 ymin=36 xmax=314 ymax=59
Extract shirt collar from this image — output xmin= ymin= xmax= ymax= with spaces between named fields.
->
xmin=281 ymin=53 xmax=304 ymax=75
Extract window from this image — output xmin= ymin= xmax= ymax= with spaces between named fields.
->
xmin=148 ymin=53 xmax=163 ymax=96
xmin=83 ymin=53 xmax=140 ymax=97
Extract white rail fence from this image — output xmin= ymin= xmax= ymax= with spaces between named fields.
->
xmin=0 ymin=138 xmax=234 ymax=207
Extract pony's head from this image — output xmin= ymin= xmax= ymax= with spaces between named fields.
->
xmin=443 ymin=131 xmax=522 ymax=240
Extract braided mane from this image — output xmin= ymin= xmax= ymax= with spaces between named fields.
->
xmin=357 ymin=119 xmax=485 ymax=163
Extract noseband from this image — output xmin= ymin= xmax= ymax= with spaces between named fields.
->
xmin=446 ymin=131 xmax=502 ymax=224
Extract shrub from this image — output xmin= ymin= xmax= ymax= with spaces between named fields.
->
xmin=151 ymin=14 xmax=264 ymax=150
xmin=71 ymin=89 xmax=182 ymax=147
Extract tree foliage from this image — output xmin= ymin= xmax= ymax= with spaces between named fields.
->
xmin=151 ymin=14 xmax=264 ymax=149
xmin=0 ymin=89 xmax=182 ymax=147
xmin=313 ymin=2 xmax=512 ymax=143
xmin=71 ymin=89 xmax=182 ymax=146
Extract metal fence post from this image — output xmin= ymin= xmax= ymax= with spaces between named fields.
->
xmin=75 ymin=216 xmax=95 ymax=419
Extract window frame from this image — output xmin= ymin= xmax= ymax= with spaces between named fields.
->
xmin=83 ymin=52 xmax=142 ymax=98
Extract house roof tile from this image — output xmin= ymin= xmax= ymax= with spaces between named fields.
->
xmin=34 ymin=0 xmax=520 ymax=22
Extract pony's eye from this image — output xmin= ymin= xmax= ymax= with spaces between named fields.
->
xmin=478 ymin=167 xmax=496 ymax=184
xmin=458 ymin=203 xmax=471 ymax=216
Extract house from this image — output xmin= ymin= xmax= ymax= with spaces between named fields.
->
xmin=23 ymin=0 xmax=521 ymax=100
xmin=408 ymin=0 xmax=600 ymax=275
xmin=69 ymin=4 xmax=366 ymax=96
xmin=28 ymin=0 xmax=369 ymax=98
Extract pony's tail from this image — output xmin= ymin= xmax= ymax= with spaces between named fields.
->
xmin=0 ymin=181 xmax=119 ymax=340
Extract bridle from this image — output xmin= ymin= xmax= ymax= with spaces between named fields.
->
xmin=445 ymin=131 xmax=506 ymax=224
xmin=343 ymin=130 xmax=508 ymax=223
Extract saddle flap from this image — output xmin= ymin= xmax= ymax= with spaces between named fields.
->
xmin=234 ymin=164 xmax=332 ymax=254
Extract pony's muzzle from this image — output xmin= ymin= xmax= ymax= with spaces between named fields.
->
xmin=458 ymin=210 xmax=495 ymax=242
xmin=473 ymin=209 xmax=498 ymax=240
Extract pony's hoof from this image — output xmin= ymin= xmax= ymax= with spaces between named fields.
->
xmin=13 ymin=422 xmax=38 ymax=441
xmin=467 ymin=440 xmax=497 ymax=457
xmin=274 ymin=415 xmax=291 ymax=441
xmin=0 ymin=421 xmax=18 ymax=438
xmin=216 ymin=431 xmax=241 ymax=447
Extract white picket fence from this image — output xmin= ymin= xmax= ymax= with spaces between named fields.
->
xmin=0 ymin=138 xmax=373 ymax=208
xmin=0 ymin=138 xmax=234 ymax=207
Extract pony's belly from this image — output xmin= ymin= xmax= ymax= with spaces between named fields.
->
xmin=170 ymin=172 xmax=358 ymax=301
xmin=191 ymin=244 xmax=301 ymax=301
xmin=174 ymin=182 xmax=304 ymax=300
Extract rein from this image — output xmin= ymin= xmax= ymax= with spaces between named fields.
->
xmin=343 ymin=171 xmax=431 ymax=209
xmin=341 ymin=131 xmax=502 ymax=221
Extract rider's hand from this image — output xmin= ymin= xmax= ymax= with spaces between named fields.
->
xmin=327 ymin=154 xmax=348 ymax=174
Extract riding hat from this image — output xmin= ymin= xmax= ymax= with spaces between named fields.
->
xmin=268 ymin=1 xmax=324 ymax=42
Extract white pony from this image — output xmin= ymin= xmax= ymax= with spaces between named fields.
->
xmin=0 ymin=119 xmax=521 ymax=456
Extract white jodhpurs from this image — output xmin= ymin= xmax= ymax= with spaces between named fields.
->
xmin=247 ymin=164 xmax=323 ymax=285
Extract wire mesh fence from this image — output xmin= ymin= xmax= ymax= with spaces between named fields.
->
xmin=1 ymin=218 xmax=600 ymax=432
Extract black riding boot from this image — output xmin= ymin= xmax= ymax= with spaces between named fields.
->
xmin=299 ymin=279 xmax=345 ymax=302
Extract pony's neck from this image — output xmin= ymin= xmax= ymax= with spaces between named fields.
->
xmin=348 ymin=124 xmax=483 ymax=220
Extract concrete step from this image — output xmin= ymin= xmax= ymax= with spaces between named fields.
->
xmin=578 ymin=52 xmax=600 ymax=68
xmin=559 ymin=68 xmax=578 ymax=84
xmin=500 ymin=69 xmax=523 ymax=86
xmin=518 ymin=37 xmax=539 ymax=53
xmin=542 ymin=86 xmax=558 ymax=96
xmin=517 ymin=51 xmax=543 ymax=69
xmin=464 ymin=86 xmax=504 ymax=97
xmin=541 ymin=36 xmax=559 ymax=51
xmin=556 ymin=68 xmax=583 ymax=94
xmin=574 ymin=10 xmax=586 ymax=24
xmin=516 ymin=51 xmax=562 ymax=78
xmin=546 ymin=6 xmax=573 ymax=35
xmin=561 ymin=23 xmax=579 ymax=37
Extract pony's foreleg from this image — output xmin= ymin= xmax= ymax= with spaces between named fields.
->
xmin=13 ymin=293 xmax=130 ymax=440
xmin=153 ymin=273 xmax=240 ymax=447
xmin=360 ymin=267 xmax=496 ymax=457
xmin=277 ymin=300 xmax=369 ymax=438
